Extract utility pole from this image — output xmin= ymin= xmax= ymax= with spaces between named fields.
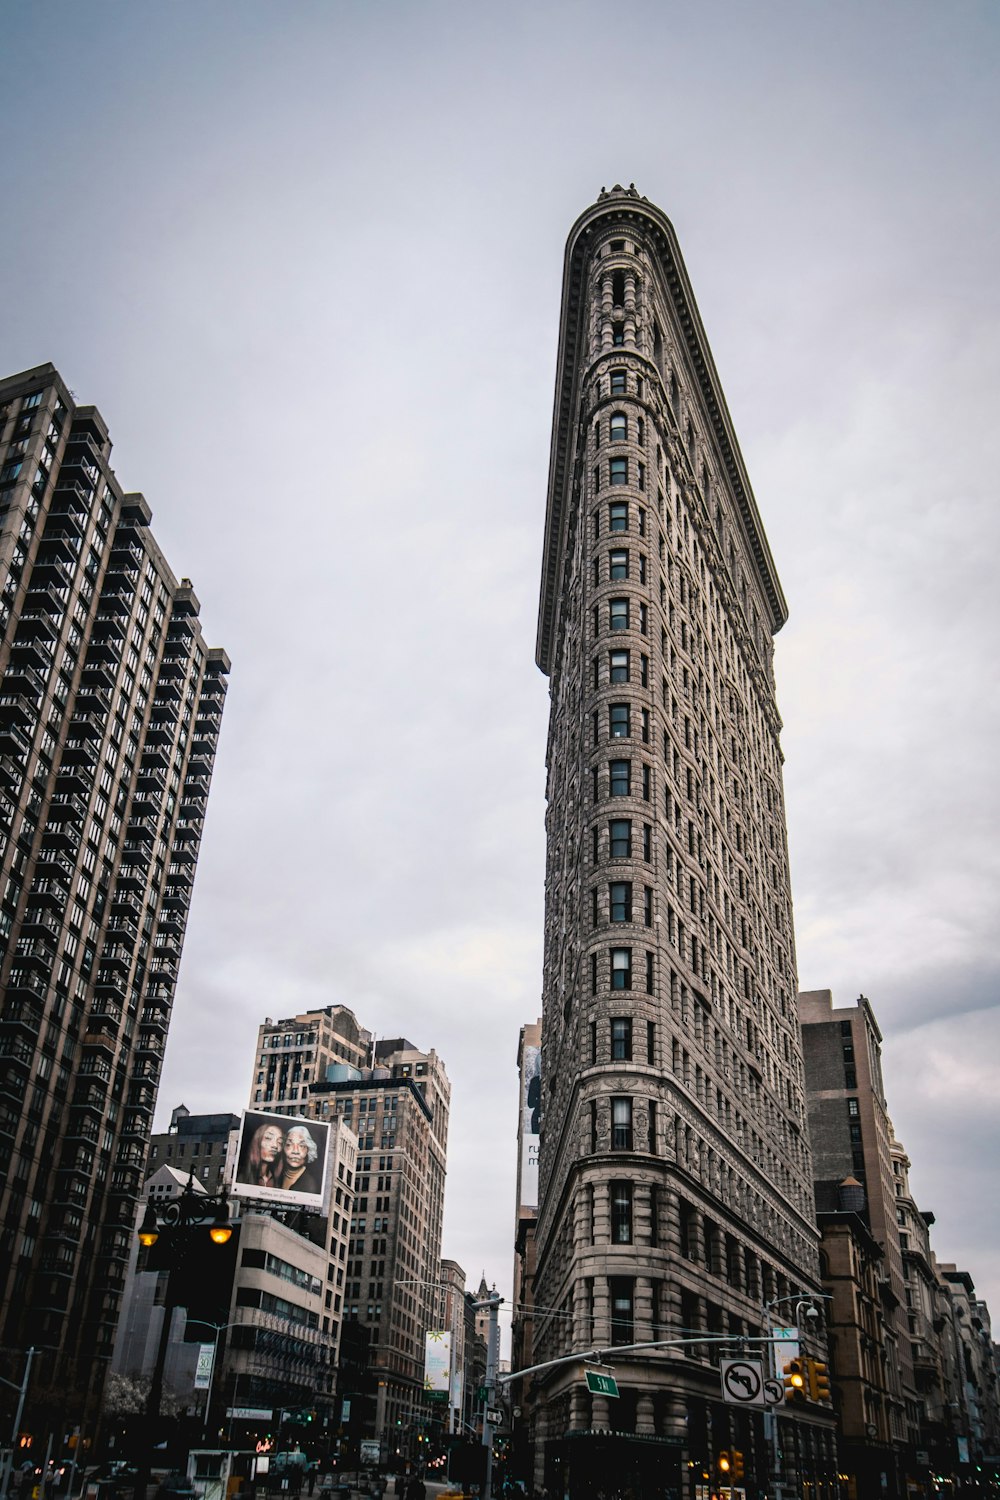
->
xmin=472 ymin=1290 xmax=503 ymax=1500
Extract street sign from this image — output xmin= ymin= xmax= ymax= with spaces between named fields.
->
xmin=720 ymin=1359 xmax=765 ymax=1407
xmin=584 ymin=1369 xmax=620 ymax=1398
xmin=485 ymin=1408 xmax=504 ymax=1426
xmin=763 ymin=1378 xmax=785 ymax=1408
xmin=227 ymin=1407 xmax=273 ymax=1420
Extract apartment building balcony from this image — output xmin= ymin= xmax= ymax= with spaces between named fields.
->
xmin=135 ymin=1030 xmax=165 ymax=1061
xmin=121 ymin=836 xmax=154 ymax=864
xmin=27 ymin=876 xmax=69 ymax=908
xmin=41 ymin=821 xmax=79 ymax=853
xmin=89 ymin=992 xmax=123 ymax=1024
xmin=3 ymin=661 xmax=47 ymax=698
xmin=0 ymin=752 xmax=24 ymax=788
xmin=162 ymin=883 xmax=190 ymax=910
xmin=100 ymin=942 xmax=135 ymax=972
xmin=20 ymin=906 xmax=63 ymax=941
xmin=51 ymin=472 xmax=97 ymax=512
xmin=46 ymin=495 xmax=88 ymax=538
xmin=0 ymin=717 xmax=33 ymax=757
xmin=36 ymin=533 xmax=78 ymax=566
xmin=90 ymin=614 xmax=125 ymax=643
xmin=82 ymin=1029 xmax=117 ymax=1059
xmin=35 ymin=848 xmax=75 ymax=883
xmin=61 ymin=738 xmax=98 ymax=768
xmin=13 ymin=606 xmax=62 ymax=648
xmin=27 ymin=565 xmax=73 ymax=601
xmin=108 ymin=536 xmax=143 ymax=567
xmin=0 ymin=692 xmax=37 ymax=729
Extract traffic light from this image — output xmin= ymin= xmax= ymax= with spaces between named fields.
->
xmin=783 ymin=1358 xmax=806 ymax=1403
xmin=807 ymin=1358 xmax=831 ymax=1402
xmin=731 ymin=1451 xmax=745 ymax=1482
xmin=717 ymin=1450 xmax=732 ymax=1478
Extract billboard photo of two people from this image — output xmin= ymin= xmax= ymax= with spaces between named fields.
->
xmin=231 ymin=1111 xmax=330 ymax=1212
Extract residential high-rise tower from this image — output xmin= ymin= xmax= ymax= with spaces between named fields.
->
xmin=0 ymin=364 xmax=228 ymax=1436
xmin=530 ymin=189 xmax=832 ymax=1497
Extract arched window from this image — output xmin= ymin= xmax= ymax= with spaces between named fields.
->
xmin=610 ymin=412 xmax=627 ymax=443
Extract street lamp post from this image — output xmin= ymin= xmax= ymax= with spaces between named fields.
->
xmin=0 ymin=1347 xmax=36 ymax=1500
xmin=761 ymin=1290 xmax=832 ymax=1499
xmin=131 ymin=1180 xmax=234 ymax=1500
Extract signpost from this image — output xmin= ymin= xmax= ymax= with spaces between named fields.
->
xmin=720 ymin=1360 xmax=765 ymax=1408
xmin=763 ymin=1378 xmax=784 ymax=1408
xmin=584 ymin=1370 xmax=620 ymax=1399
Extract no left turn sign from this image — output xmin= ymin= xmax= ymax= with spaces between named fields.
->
xmin=720 ymin=1358 xmax=765 ymax=1407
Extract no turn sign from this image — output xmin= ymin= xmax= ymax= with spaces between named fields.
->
xmin=720 ymin=1358 xmax=765 ymax=1407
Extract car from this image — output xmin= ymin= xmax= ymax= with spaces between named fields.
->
xmin=82 ymin=1464 xmax=140 ymax=1500
xmin=155 ymin=1475 xmax=199 ymax=1500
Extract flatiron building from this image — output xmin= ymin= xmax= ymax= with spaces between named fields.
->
xmin=531 ymin=189 xmax=834 ymax=1496
xmin=0 ymin=364 xmax=228 ymax=1437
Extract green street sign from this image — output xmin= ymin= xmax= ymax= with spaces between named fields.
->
xmin=584 ymin=1369 xmax=620 ymax=1399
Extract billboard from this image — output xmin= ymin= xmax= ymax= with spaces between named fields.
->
xmin=424 ymin=1329 xmax=452 ymax=1395
xmin=231 ymin=1111 xmax=330 ymax=1212
xmin=519 ymin=1044 xmax=540 ymax=1209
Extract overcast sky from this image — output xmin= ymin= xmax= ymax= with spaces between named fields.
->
xmin=3 ymin=0 xmax=998 ymax=1329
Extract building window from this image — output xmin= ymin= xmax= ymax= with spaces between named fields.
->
xmin=611 ymin=1017 xmax=632 ymax=1060
xmin=610 ymin=370 xmax=626 ymax=395
xmin=642 ymin=824 xmax=652 ymax=860
xmin=609 ymin=598 xmax=629 ymax=631
xmin=609 ymin=703 xmax=630 ymax=738
xmin=644 ymin=887 xmax=653 ymax=926
xmin=612 ymin=323 xmax=625 ymax=346
xmin=610 ymin=1182 xmax=633 ymax=1244
xmin=610 ymin=413 xmax=627 ymax=443
xmin=609 ymin=650 xmax=629 ymax=683
xmin=610 ymin=457 xmax=628 ymax=486
xmin=611 ymin=948 xmax=632 ymax=990
xmin=609 ymin=760 xmax=631 ymax=796
xmin=609 ymin=819 xmax=632 ymax=857
xmin=611 ymin=1098 xmax=633 ymax=1151
xmin=609 ymin=548 xmax=628 ymax=579
xmin=610 ymin=884 xmax=631 ymax=923
xmin=847 ymin=1098 xmax=860 ymax=1117
xmin=609 ymin=1277 xmax=634 ymax=1343
xmin=609 ymin=502 xmax=628 ymax=531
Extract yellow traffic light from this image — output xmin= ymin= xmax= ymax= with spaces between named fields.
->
xmin=808 ymin=1358 xmax=831 ymax=1402
xmin=783 ymin=1358 xmax=806 ymax=1403
xmin=717 ymin=1450 xmax=732 ymax=1475
xmin=732 ymin=1451 xmax=745 ymax=1482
